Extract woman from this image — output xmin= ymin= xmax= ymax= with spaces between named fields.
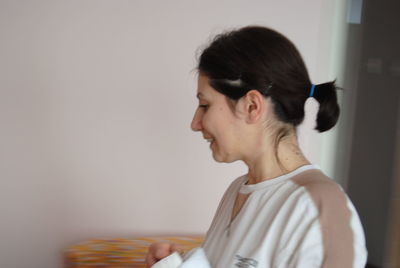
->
xmin=146 ymin=26 xmax=367 ymax=268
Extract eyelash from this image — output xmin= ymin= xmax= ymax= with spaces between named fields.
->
xmin=198 ymin=104 xmax=209 ymax=110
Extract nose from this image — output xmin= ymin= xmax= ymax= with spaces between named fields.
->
xmin=191 ymin=109 xmax=203 ymax=132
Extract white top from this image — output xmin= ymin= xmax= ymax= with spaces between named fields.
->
xmin=151 ymin=249 xmax=211 ymax=268
xmin=202 ymin=165 xmax=367 ymax=268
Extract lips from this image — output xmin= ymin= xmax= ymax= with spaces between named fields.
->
xmin=202 ymin=131 xmax=215 ymax=147
xmin=203 ymin=135 xmax=215 ymax=147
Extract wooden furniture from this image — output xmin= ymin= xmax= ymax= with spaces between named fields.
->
xmin=64 ymin=235 xmax=204 ymax=268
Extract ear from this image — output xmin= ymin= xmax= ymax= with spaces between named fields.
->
xmin=240 ymin=90 xmax=266 ymax=124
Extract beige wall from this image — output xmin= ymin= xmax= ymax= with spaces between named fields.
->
xmin=0 ymin=0 xmax=342 ymax=267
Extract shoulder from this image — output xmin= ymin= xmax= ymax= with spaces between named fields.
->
xmin=290 ymin=169 xmax=346 ymax=209
xmin=289 ymin=169 xmax=352 ymax=230
xmin=290 ymin=169 xmax=366 ymax=267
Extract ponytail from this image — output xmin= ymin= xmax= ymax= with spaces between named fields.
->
xmin=312 ymin=81 xmax=340 ymax=132
xmin=197 ymin=26 xmax=341 ymax=133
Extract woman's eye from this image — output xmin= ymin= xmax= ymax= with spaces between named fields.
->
xmin=199 ymin=104 xmax=209 ymax=110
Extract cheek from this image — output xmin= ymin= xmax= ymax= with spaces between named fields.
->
xmin=203 ymin=106 xmax=236 ymax=137
xmin=202 ymin=112 xmax=217 ymax=128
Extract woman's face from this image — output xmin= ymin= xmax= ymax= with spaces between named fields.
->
xmin=191 ymin=74 xmax=244 ymax=163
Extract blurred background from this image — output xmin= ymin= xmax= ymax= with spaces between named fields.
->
xmin=0 ymin=0 xmax=398 ymax=267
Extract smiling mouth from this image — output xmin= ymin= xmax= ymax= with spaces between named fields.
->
xmin=205 ymin=138 xmax=215 ymax=147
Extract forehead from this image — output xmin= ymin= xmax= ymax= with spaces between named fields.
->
xmin=196 ymin=74 xmax=218 ymax=99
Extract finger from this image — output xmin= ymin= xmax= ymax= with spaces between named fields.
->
xmin=145 ymin=252 xmax=156 ymax=267
xmin=171 ymin=243 xmax=184 ymax=255
xmin=146 ymin=243 xmax=166 ymax=267
xmin=152 ymin=243 xmax=173 ymax=259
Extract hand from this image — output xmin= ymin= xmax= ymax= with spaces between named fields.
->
xmin=145 ymin=242 xmax=183 ymax=267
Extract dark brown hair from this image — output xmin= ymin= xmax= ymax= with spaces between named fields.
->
xmin=198 ymin=26 xmax=340 ymax=132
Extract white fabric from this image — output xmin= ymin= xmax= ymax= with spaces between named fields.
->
xmin=151 ymin=248 xmax=211 ymax=268
xmin=151 ymin=252 xmax=182 ymax=268
xmin=180 ymin=248 xmax=211 ymax=268
xmin=202 ymin=165 xmax=367 ymax=268
xmin=346 ymin=198 xmax=369 ymax=268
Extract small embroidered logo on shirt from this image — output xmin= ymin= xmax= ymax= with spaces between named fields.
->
xmin=235 ymin=255 xmax=258 ymax=267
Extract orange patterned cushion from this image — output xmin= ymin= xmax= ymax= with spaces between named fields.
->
xmin=64 ymin=236 xmax=204 ymax=268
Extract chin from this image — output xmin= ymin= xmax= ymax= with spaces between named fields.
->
xmin=212 ymin=152 xmax=237 ymax=163
xmin=212 ymin=152 xmax=225 ymax=163
xmin=213 ymin=157 xmax=226 ymax=163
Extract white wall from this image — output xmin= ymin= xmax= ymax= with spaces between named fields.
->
xmin=0 ymin=1 xmax=342 ymax=267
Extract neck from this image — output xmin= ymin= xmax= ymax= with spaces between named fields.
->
xmin=243 ymin=134 xmax=310 ymax=185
